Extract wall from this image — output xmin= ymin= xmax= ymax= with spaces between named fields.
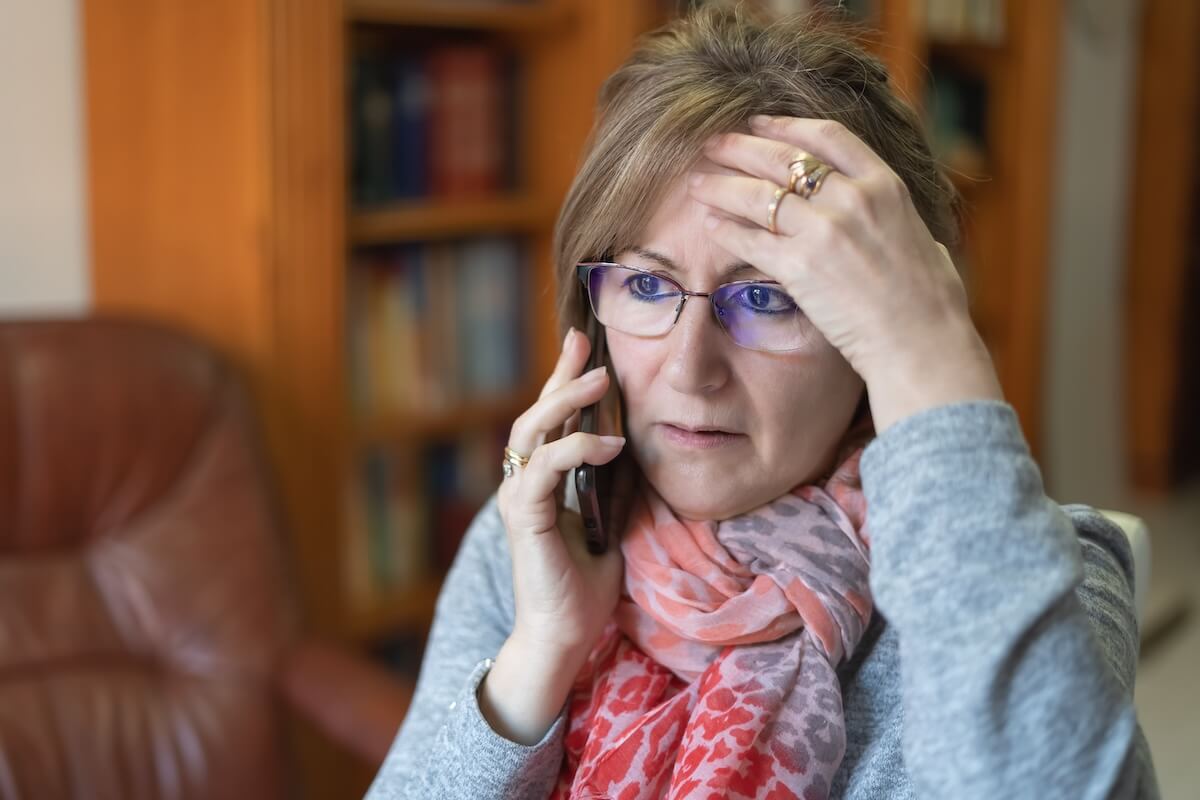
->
xmin=0 ymin=0 xmax=90 ymax=316
xmin=1042 ymin=0 xmax=1143 ymax=506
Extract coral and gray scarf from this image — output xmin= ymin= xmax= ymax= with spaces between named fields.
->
xmin=551 ymin=436 xmax=873 ymax=800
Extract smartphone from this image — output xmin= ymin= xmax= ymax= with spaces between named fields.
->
xmin=574 ymin=311 xmax=630 ymax=555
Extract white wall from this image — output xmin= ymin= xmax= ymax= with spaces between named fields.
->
xmin=1042 ymin=0 xmax=1143 ymax=507
xmin=0 ymin=0 xmax=90 ymax=316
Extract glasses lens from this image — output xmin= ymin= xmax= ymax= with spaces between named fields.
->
xmin=713 ymin=282 xmax=808 ymax=351
xmin=586 ymin=265 xmax=679 ymax=337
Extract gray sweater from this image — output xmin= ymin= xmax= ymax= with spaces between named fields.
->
xmin=364 ymin=400 xmax=1160 ymax=799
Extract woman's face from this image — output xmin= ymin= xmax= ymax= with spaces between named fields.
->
xmin=606 ymin=161 xmax=864 ymax=521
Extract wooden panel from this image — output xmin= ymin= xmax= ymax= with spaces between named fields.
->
xmin=346 ymin=0 xmax=570 ymax=31
xmin=879 ymin=0 xmax=925 ymax=105
xmin=263 ymin=0 xmax=346 ymax=632
xmin=265 ymin=1 xmax=356 ymax=796
xmin=1125 ymin=0 xmax=1200 ymax=491
xmin=85 ymin=0 xmax=274 ymax=374
xmin=349 ymin=196 xmax=554 ymax=243
xmin=998 ymin=0 xmax=1061 ymax=458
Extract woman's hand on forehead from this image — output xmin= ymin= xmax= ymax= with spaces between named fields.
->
xmin=686 ymin=116 xmax=1003 ymax=433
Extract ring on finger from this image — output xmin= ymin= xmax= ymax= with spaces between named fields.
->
xmin=502 ymin=446 xmax=532 ymax=478
xmin=786 ymin=152 xmax=825 ymax=193
xmin=796 ymin=163 xmax=835 ymax=200
xmin=765 ymin=185 xmax=792 ymax=234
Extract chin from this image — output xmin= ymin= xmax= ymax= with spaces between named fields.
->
xmin=642 ymin=469 xmax=742 ymax=522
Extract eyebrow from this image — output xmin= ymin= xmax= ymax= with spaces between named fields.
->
xmin=630 ymin=247 xmax=766 ymax=281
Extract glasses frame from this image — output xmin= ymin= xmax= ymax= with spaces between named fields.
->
xmin=575 ymin=261 xmax=804 ymax=352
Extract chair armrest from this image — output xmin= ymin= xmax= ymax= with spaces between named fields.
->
xmin=278 ymin=637 xmax=416 ymax=766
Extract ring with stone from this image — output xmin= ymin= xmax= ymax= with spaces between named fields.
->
xmin=502 ymin=446 xmax=531 ymax=478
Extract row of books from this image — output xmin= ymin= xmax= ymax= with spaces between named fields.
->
xmin=344 ymin=427 xmax=507 ymax=605
xmin=923 ymin=0 xmax=1005 ymax=44
xmin=349 ymin=44 xmax=520 ymax=206
xmin=347 ymin=236 xmax=527 ymax=417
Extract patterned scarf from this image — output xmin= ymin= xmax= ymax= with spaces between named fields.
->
xmin=551 ymin=431 xmax=873 ymax=800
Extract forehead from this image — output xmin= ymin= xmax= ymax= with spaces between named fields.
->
xmin=620 ymin=156 xmax=769 ymax=282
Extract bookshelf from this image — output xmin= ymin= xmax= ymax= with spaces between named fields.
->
xmin=84 ymin=0 xmax=1060 ymax=793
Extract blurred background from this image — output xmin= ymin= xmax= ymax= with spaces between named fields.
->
xmin=1 ymin=0 xmax=1196 ymax=797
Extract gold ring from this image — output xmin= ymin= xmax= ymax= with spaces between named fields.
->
xmin=786 ymin=152 xmax=825 ymax=192
xmin=765 ymin=185 xmax=791 ymax=234
xmin=502 ymin=446 xmax=531 ymax=479
xmin=796 ymin=163 xmax=834 ymax=200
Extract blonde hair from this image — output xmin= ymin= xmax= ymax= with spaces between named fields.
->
xmin=553 ymin=4 xmax=958 ymax=337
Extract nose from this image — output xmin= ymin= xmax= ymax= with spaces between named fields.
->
xmin=662 ymin=294 xmax=732 ymax=395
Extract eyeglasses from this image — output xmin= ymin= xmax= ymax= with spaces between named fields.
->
xmin=576 ymin=262 xmax=808 ymax=353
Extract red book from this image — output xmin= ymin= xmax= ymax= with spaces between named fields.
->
xmin=427 ymin=45 xmax=501 ymax=198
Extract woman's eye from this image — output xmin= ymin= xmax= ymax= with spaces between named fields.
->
xmin=736 ymin=285 xmax=796 ymax=313
xmin=624 ymin=274 xmax=665 ymax=299
xmin=636 ymin=276 xmax=660 ymax=295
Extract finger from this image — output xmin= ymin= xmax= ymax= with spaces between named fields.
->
xmin=748 ymin=116 xmax=884 ymax=181
xmin=702 ymin=131 xmax=799 ymax=188
xmin=552 ymin=408 xmax=582 ymax=508
xmin=517 ymin=432 xmax=627 ymax=516
xmin=539 ymin=326 xmax=591 ymax=402
xmin=702 ymin=212 xmax=793 ymax=282
xmin=509 ymin=366 xmax=610 ymax=456
xmin=688 ymin=172 xmax=784 ymax=231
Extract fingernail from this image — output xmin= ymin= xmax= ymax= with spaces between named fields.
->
xmin=704 ymin=214 xmax=720 ymax=230
xmin=749 ymin=114 xmax=771 ymax=127
xmin=689 ymin=173 xmax=704 ymax=187
xmin=584 ymin=366 xmax=607 ymax=380
xmin=600 ymin=435 xmax=626 ymax=446
xmin=563 ymin=326 xmax=575 ymax=349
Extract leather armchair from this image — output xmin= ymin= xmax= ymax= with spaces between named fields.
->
xmin=0 ymin=319 xmax=412 ymax=799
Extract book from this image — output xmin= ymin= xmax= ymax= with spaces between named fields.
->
xmin=427 ymin=45 xmax=503 ymax=197
xmin=351 ymin=55 xmax=398 ymax=206
xmin=392 ymin=56 xmax=430 ymax=198
xmin=457 ymin=237 xmax=524 ymax=397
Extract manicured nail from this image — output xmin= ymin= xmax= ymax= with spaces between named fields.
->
xmin=584 ymin=366 xmax=607 ymax=380
xmin=563 ymin=326 xmax=576 ymax=349
xmin=689 ymin=172 xmax=705 ymax=187
xmin=749 ymin=114 xmax=771 ymax=127
xmin=600 ymin=435 xmax=626 ymax=447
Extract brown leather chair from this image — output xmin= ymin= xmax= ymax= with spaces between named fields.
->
xmin=0 ymin=319 xmax=412 ymax=799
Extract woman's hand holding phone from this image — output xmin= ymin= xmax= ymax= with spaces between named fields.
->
xmin=481 ymin=326 xmax=626 ymax=744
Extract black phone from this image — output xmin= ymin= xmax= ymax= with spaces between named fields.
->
xmin=574 ymin=311 xmax=630 ymax=555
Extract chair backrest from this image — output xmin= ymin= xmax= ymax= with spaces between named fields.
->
xmin=1097 ymin=509 xmax=1151 ymax=627
xmin=0 ymin=319 xmax=299 ymax=800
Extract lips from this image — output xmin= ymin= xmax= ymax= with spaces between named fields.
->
xmin=657 ymin=423 xmax=744 ymax=450
xmin=662 ymin=421 xmax=739 ymax=434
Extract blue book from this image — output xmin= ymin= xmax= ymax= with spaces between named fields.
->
xmin=392 ymin=56 xmax=429 ymax=199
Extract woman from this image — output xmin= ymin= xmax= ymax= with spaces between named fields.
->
xmin=366 ymin=6 xmax=1159 ymax=799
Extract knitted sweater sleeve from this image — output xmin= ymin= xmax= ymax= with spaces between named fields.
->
xmin=363 ymin=493 xmax=568 ymax=800
xmin=858 ymin=399 xmax=1160 ymax=799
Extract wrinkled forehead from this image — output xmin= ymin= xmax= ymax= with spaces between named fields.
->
xmin=617 ymin=156 xmax=770 ymax=285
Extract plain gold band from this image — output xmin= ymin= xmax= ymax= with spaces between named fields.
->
xmin=766 ymin=185 xmax=791 ymax=234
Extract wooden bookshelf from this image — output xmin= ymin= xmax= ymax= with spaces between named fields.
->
xmin=349 ymin=195 xmax=554 ymax=243
xmin=346 ymin=0 xmax=571 ymax=32
xmin=355 ymin=390 xmax=537 ymax=445
xmin=347 ymin=575 xmax=444 ymax=643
